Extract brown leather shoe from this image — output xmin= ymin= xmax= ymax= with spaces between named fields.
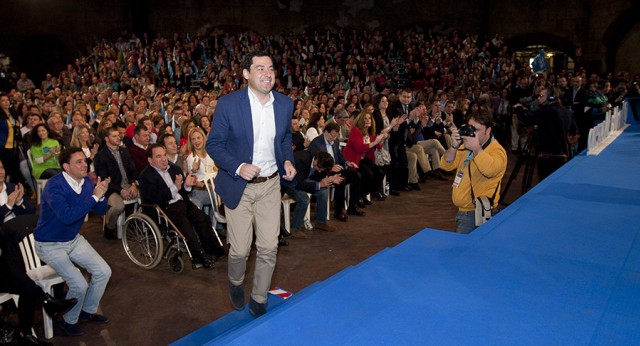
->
xmin=347 ymin=207 xmax=366 ymax=216
xmin=313 ymin=222 xmax=336 ymax=232
xmin=291 ymin=228 xmax=309 ymax=239
xmin=333 ymin=211 xmax=348 ymax=222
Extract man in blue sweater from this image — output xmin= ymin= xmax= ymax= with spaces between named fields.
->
xmin=34 ymin=147 xmax=112 ymax=337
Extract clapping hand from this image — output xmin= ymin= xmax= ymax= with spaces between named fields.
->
xmin=93 ymin=176 xmax=111 ymax=199
xmin=6 ymin=183 xmax=25 ymax=207
xmin=184 ymin=173 xmax=197 ymax=187
xmin=174 ymin=173 xmax=184 ymax=190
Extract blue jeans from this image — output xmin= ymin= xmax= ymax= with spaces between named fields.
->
xmin=190 ymin=188 xmax=218 ymax=225
xmin=455 ymin=210 xmax=478 ymax=234
xmin=35 ymin=235 xmax=111 ymax=324
xmin=288 ymin=186 xmax=329 ymax=229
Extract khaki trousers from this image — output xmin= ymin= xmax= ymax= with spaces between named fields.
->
xmin=225 ymin=176 xmax=281 ymax=304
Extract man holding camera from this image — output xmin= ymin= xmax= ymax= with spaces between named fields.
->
xmin=440 ymin=109 xmax=507 ymax=234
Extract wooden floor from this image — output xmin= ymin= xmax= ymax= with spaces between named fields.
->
xmin=5 ymin=151 xmax=536 ymax=345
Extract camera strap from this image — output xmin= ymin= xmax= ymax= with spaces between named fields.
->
xmin=468 ymin=136 xmax=500 ymax=206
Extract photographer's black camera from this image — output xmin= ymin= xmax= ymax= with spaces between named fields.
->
xmin=459 ymin=124 xmax=476 ymax=137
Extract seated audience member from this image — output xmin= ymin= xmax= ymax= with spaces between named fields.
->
xmin=283 ymin=150 xmax=339 ymax=238
xmin=178 ymin=118 xmax=197 ymax=152
xmin=70 ymin=124 xmax=99 ymax=183
xmin=1 ymin=231 xmax=77 ymax=345
xmin=0 ymin=158 xmax=78 ymax=345
xmin=138 ymin=144 xmax=226 ymax=270
xmin=34 ymin=148 xmax=112 ymax=336
xmin=128 ymin=123 xmax=151 ymax=173
xmin=417 ymin=102 xmax=448 ymax=180
xmin=308 ymin=122 xmax=365 ymax=221
xmin=46 ymin=112 xmax=72 ymax=149
xmin=342 ymin=112 xmax=388 ymax=202
xmin=305 ymin=112 xmax=325 ymax=142
xmin=185 ymin=127 xmax=218 ymax=211
xmin=159 ymin=133 xmax=186 ymax=170
xmin=20 ymin=112 xmax=43 ymax=147
xmin=94 ymin=127 xmax=140 ymax=240
xmin=198 ymin=114 xmax=211 ymax=135
xmin=291 ymin=117 xmax=308 ymax=152
xmin=28 ymin=124 xmax=62 ymax=179
xmin=328 ymin=109 xmax=351 ymax=143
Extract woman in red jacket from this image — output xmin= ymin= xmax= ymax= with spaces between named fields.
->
xmin=342 ymin=111 xmax=389 ymax=202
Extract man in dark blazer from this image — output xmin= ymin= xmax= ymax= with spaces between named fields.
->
xmin=138 ymin=144 xmax=225 ymax=270
xmin=308 ymin=122 xmax=365 ymax=220
xmin=387 ymin=88 xmax=412 ymax=195
xmin=0 ymin=171 xmax=35 ymax=227
xmin=93 ymin=127 xmax=139 ymax=240
xmin=282 ymin=150 xmax=340 ymax=238
xmin=207 ymin=51 xmax=296 ymax=318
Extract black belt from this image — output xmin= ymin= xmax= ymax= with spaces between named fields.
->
xmin=248 ymin=171 xmax=278 ymax=184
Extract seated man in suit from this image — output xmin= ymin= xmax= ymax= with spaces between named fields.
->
xmin=308 ymin=122 xmax=365 ymax=221
xmin=138 ymin=144 xmax=226 ymax=270
xmin=93 ymin=127 xmax=140 ymax=240
xmin=283 ymin=150 xmax=341 ymax=238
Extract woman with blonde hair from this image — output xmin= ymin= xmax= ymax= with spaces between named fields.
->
xmin=70 ymin=123 xmax=99 ymax=182
xmin=185 ymin=127 xmax=219 ymax=217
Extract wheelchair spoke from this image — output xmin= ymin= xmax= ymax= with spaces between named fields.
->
xmin=123 ymin=214 xmax=164 ymax=269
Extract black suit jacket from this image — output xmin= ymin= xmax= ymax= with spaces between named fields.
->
xmin=138 ymin=163 xmax=190 ymax=210
xmin=0 ymin=183 xmax=36 ymax=227
xmin=292 ymin=150 xmax=323 ymax=193
xmin=387 ymin=101 xmax=411 ymax=146
xmin=94 ymin=145 xmax=139 ymax=197
xmin=308 ymin=133 xmax=347 ymax=167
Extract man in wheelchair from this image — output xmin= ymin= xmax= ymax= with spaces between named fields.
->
xmin=138 ymin=144 xmax=227 ymax=269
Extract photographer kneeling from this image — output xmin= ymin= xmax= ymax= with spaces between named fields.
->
xmin=440 ymin=109 xmax=507 ymax=234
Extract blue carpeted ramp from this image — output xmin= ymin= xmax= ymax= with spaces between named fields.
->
xmin=173 ymin=125 xmax=640 ymax=345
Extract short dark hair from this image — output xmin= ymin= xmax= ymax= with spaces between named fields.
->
xmin=58 ymin=147 xmax=84 ymax=167
xmin=242 ymin=51 xmax=271 ymax=71
xmin=114 ymin=119 xmax=127 ymax=130
xmin=314 ymin=151 xmax=334 ymax=171
xmin=134 ymin=123 xmax=148 ymax=136
xmin=323 ymin=121 xmax=340 ymax=133
xmin=136 ymin=116 xmax=151 ymax=126
xmin=101 ymin=126 xmax=118 ymax=141
xmin=146 ymin=143 xmax=165 ymax=158
xmin=158 ymin=133 xmax=175 ymax=147
xmin=468 ymin=108 xmax=495 ymax=128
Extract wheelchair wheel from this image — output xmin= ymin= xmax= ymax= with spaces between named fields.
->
xmin=168 ymin=252 xmax=184 ymax=273
xmin=122 ymin=213 xmax=164 ymax=269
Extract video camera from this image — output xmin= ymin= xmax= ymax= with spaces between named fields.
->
xmin=459 ymin=124 xmax=476 ymax=137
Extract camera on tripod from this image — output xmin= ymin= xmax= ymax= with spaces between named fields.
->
xmin=459 ymin=124 xmax=476 ymax=137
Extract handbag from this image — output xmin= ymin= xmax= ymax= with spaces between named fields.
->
xmin=374 ymin=147 xmax=391 ymax=166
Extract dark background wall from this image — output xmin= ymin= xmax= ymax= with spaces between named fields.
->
xmin=1 ymin=0 xmax=638 ymax=81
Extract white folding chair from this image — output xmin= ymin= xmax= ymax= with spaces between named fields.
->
xmin=26 ymin=149 xmax=48 ymax=205
xmin=18 ymin=234 xmax=66 ymax=339
xmin=202 ymin=172 xmax=224 ymax=246
xmin=281 ymin=195 xmax=296 ymax=234
xmin=0 ymin=291 xmax=19 ymax=311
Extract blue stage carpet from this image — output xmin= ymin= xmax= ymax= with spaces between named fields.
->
xmin=173 ymin=125 xmax=640 ymax=345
